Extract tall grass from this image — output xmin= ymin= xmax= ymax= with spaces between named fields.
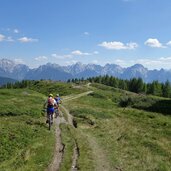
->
xmin=0 ymin=88 xmax=56 ymax=171
xmin=63 ymin=85 xmax=171 ymax=171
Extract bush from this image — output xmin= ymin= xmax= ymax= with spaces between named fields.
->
xmin=119 ymin=96 xmax=133 ymax=107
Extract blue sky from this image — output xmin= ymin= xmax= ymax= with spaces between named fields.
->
xmin=1 ymin=0 xmax=171 ymax=69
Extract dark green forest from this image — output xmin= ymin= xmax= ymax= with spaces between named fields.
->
xmin=68 ymin=76 xmax=171 ymax=98
xmin=1 ymin=75 xmax=171 ymax=98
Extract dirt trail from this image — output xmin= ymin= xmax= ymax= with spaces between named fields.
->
xmin=62 ymin=103 xmax=112 ymax=171
xmin=61 ymin=91 xmax=93 ymax=171
xmin=60 ymin=105 xmax=79 ymax=171
xmin=47 ymin=90 xmax=112 ymax=171
xmin=62 ymin=91 xmax=93 ymax=102
xmin=62 ymin=90 xmax=112 ymax=171
xmin=46 ymin=116 xmax=65 ymax=171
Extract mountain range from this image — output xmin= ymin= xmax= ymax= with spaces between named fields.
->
xmin=0 ymin=58 xmax=171 ymax=83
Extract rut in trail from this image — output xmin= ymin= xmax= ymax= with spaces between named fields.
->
xmin=60 ymin=105 xmax=79 ymax=171
xmin=46 ymin=116 xmax=65 ymax=171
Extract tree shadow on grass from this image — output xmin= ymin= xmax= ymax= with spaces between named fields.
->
xmin=137 ymin=99 xmax=171 ymax=116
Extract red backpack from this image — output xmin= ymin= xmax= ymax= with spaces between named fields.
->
xmin=48 ymin=97 xmax=54 ymax=107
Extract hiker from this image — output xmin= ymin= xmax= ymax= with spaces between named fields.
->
xmin=44 ymin=93 xmax=57 ymax=123
xmin=54 ymin=94 xmax=62 ymax=118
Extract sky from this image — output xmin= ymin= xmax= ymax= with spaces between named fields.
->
xmin=1 ymin=0 xmax=171 ymax=69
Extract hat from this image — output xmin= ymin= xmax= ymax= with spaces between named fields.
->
xmin=49 ymin=93 xmax=53 ymax=97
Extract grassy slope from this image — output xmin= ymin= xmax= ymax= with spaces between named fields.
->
xmin=0 ymin=81 xmax=89 ymax=170
xmin=63 ymin=83 xmax=171 ymax=171
xmin=28 ymin=80 xmax=89 ymax=96
xmin=1 ymin=81 xmax=171 ymax=170
xmin=0 ymin=89 xmax=55 ymax=171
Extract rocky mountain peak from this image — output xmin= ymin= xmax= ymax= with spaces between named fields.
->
xmin=0 ymin=58 xmax=171 ymax=82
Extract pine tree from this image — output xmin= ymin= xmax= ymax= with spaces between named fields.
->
xmin=162 ymin=80 xmax=171 ymax=98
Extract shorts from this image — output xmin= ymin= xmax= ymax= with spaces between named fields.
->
xmin=47 ymin=107 xmax=54 ymax=114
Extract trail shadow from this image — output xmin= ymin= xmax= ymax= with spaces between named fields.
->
xmin=0 ymin=112 xmax=19 ymax=116
xmin=26 ymin=119 xmax=47 ymax=128
xmin=136 ymin=99 xmax=171 ymax=115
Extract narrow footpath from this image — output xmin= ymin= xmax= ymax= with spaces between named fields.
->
xmin=46 ymin=90 xmax=111 ymax=171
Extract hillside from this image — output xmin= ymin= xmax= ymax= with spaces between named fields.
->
xmin=0 ymin=89 xmax=55 ymax=171
xmin=0 ymin=81 xmax=171 ymax=171
xmin=0 ymin=76 xmax=17 ymax=86
xmin=61 ymin=83 xmax=171 ymax=170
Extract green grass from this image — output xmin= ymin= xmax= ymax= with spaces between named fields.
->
xmin=0 ymin=89 xmax=44 ymax=117
xmin=60 ymin=115 xmax=94 ymax=171
xmin=63 ymin=85 xmax=171 ymax=171
xmin=0 ymin=88 xmax=56 ymax=171
xmin=1 ymin=81 xmax=171 ymax=170
xmin=92 ymin=83 xmax=171 ymax=115
xmin=28 ymin=80 xmax=89 ymax=96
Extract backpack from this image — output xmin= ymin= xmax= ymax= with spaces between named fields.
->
xmin=48 ymin=97 xmax=54 ymax=107
xmin=54 ymin=97 xmax=59 ymax=104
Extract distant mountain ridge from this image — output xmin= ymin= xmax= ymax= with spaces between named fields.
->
xmin=0 ymin=58 xmax=171 ymax=83
xmin=0 ymin=76 xmax=17 ymax=86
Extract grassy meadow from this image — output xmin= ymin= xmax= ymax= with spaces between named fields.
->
xmin=0 ymin=81 xmax=89 ymax=171
xmin=0 ymin=81 xmax=171 ymax=171
xmin=62 ymin=83 xmax=171 ymax=171
xmin=0 ymin=88 xmax=56 ymax=171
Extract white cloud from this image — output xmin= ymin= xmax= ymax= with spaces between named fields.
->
xmin=35 ymin=56 xmax=48 ymax=61
xmin=18 ymin=37 xmax=38 ymax=43
xmin=99 ymin=41 xmax=138 ymax=50
xmin=65 ymin=60 xmax=78 ymax=65
xmin=71 ymin=50 xmax=91 ymax=56
xmin=91 ymin=60 xmax=98 ymax=64
xmin=71 ymin=50 xmax=99 ymax=56
xmin=51 ymin=50 xmax=98 ymax=60
xmin=166 ymin=41 xmax=171 ymax=46
xmin=136 ymin=58 xmax=171 ymax=69
xmin=6 ymin=37 xmax=14 ymax=42
xmin=115 ymin=59 xmax=126 ymax=65
xmin=84 ymin=32 xmax=89 ymax=36
xmin=159 ymin=56 xmax=171 ymax=61
xmin=51 ymin=54 xmax=72 ymax=59
xmin=93 ymin=51 xmax=99 ymax=54
xmin=144 ymin=38 xmax=166 ymax=48
xmin=0 ymin=34 xmax=14 ymax=42
xmin=14 ymin=29 xmax=19 ymax=33
xmin=0 ymin=34 xmax=5 ymax=41
xmin=14 ymin=58 xmax=25 ymax=64
xmin=114 ymin=57 xmax=171 ymax=69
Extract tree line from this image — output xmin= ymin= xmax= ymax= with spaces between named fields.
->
xmin=68 ymin=75 xmax=171 ymax=98
xmin=1 ymin=80 xmax=42 ymax=89
xmin=1 ymin=76 xmax=171 ymax=98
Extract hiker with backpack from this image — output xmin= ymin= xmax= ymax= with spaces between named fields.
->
xmin=44 ymin=93 xmax=57 ymax=123
xmin=54 ymin=94 xmax=62 ymax=118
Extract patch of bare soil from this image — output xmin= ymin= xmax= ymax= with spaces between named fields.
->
xmin=46 ymin=116 xmax=65 ymax=171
